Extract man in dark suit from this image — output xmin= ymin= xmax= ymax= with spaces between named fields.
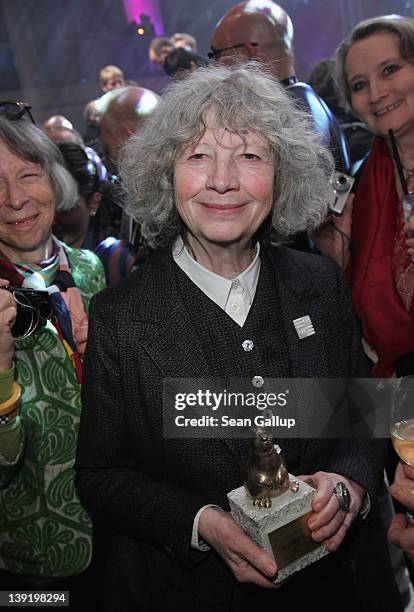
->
xmin=210 ymin=0 xmax=350 ymax=174
xmin=75 ymin=63 xmax=402 ymax=611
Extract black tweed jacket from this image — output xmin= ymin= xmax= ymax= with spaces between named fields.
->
xmin=75 ymin=245 xmax=402 ymax=612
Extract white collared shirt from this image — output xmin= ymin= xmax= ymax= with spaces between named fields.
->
xmin=172 ymin=236 xmax=261 ymax=550
xmin=172 ymin=236 xmax=261 ymax=327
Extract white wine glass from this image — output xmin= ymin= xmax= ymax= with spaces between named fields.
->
xmin=390 ymin=376 xmax=414 ymax=467
xmin=391 ymin=376 xmax=414 ymax=521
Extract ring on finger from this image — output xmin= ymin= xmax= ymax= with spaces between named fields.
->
xmin=332 ymin=481 xmax=351 ymax=513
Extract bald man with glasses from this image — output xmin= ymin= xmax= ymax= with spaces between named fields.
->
xmin=210 ymin=0 xmax=350 ymax=174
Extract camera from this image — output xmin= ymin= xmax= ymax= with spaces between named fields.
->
xmin=328 ymin=172 xmax=355 ymax=216
xmin=6 ymin=287 xmax=52 ymax=339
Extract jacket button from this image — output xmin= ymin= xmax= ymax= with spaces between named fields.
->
xmin=252 ymin=376 xmax=264 ymax=388
xmin=242 ymin=340 xmax=254 ymax=352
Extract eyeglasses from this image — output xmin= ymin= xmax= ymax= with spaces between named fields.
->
xmin=208 ymin=42 xmax=258 ymax=60
xmin=0 ymin=100 xmax=35 ymax=124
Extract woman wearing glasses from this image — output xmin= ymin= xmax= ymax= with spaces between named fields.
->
xmin=0 ymin=112 xmax=105 ymax=603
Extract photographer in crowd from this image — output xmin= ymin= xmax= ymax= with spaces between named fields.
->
xmin=54 ymin=143 xmax=136 ymax=286
xmin=0 ymin=106 xmax=105 ymax=606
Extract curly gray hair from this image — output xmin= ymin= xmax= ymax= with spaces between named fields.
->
xmin=0 ymin=115 xmax=78 ymax=212
xmin=336 ymin=15 xmax=414 ymax=110
xmin=119 ymin=63 xmax=334 ymax=248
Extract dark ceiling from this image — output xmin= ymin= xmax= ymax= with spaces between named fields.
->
xmin=0 ymin=0 xmax=413 ymax=132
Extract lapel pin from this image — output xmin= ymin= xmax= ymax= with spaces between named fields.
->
xmin=293 ymin=315 xmax=315 ymax=340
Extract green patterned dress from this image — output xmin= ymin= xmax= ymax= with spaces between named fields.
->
xmin=0 ymin=245 xmax=106 ymax=577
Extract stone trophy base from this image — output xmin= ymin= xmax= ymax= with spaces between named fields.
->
xmin=227 ymin=476 xmax=329 ymax=584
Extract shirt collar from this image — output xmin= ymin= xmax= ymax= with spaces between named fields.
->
xmin=172 ymin=236 xmax=261 ymax=310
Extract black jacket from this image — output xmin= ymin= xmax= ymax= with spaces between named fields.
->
xmin=76 ymin=245 xmax=402 ymax=612
xmin=287 ymin=80 xmax=351 ymax=174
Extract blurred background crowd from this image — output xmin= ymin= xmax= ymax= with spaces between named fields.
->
xmin=1 ymin=1 xmax=414 ymax=610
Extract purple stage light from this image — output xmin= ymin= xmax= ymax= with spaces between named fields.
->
xmin=123 ymin=0 xmax=164 ymax=36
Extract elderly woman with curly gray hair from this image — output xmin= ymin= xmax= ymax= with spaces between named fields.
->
xmin=76 ymin=64 xmax=403 ymax=611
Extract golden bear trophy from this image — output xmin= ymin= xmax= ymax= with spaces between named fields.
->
xmin=227 ymin=427 xmax=329 ymax=584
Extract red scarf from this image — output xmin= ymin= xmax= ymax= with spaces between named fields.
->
xmin=350 ymin=137 xmax=414 ymax=376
